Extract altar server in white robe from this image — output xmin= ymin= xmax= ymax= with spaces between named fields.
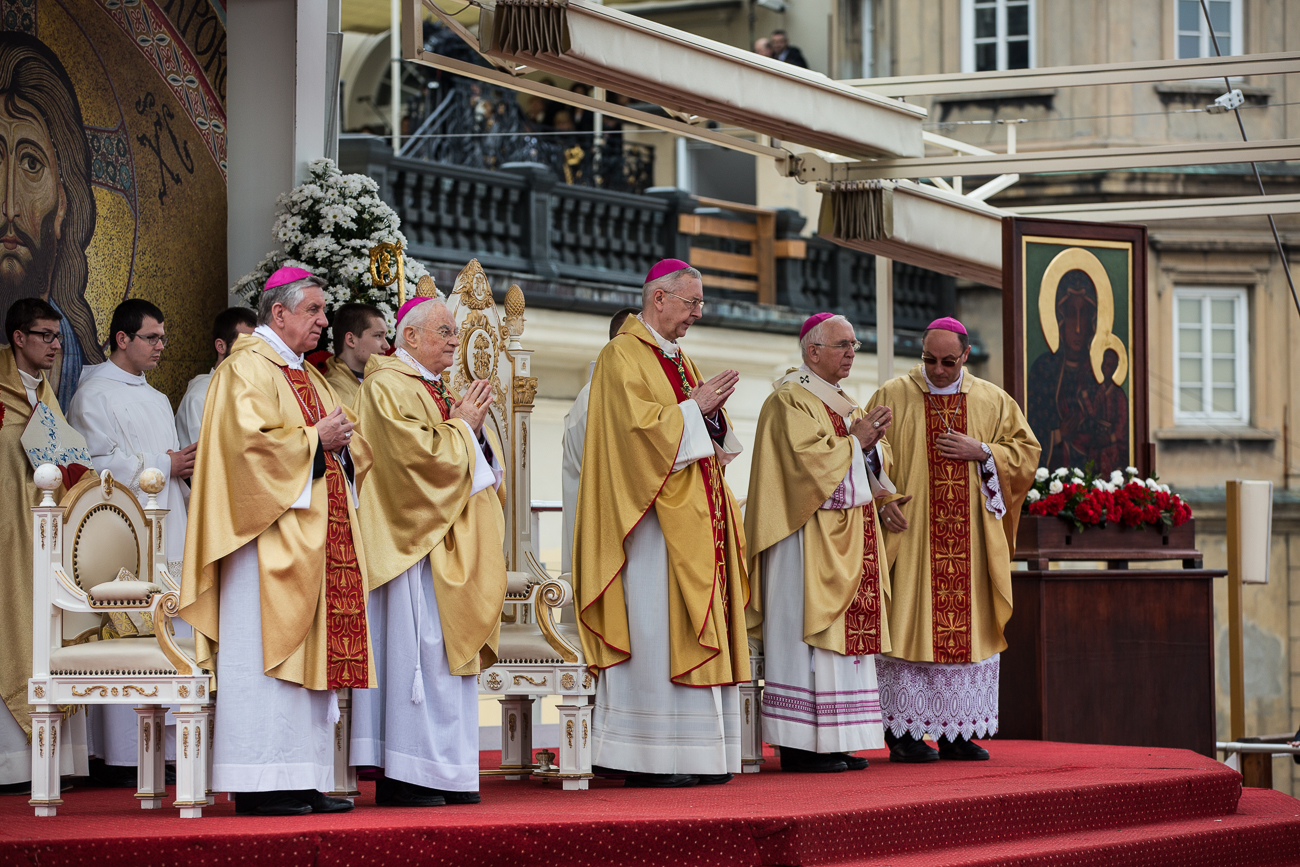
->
xmin=745 ymin=313 xmax=894 ymax=772
xmin=352 ymin=293 xmax=507 ymax=807
xmin=175 ymin=307 xmax=256 ymax=448
xmin=180 ymin=267 xmax=374 ymax=816
xmin=67 ymin=299 xmax=193 ymax=777
xmin=561 ymin=306 xmax=637 ymax=573
xmin=574 ymin=260 xmax=751 ymax=788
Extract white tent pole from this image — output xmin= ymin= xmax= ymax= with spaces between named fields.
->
xmin=392 ymin=0 xmax=402 ymax=153
xmin=876 ymin=256 xmax=893 ymax=382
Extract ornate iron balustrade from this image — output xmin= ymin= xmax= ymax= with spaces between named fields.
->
xmin=339 ymin=137 xmax=956 ymax=334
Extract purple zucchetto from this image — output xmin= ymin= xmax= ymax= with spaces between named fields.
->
xmin=263 ymin=266 xmax=315 ymax=291
xmin=799 ymin=312 xmax=836 ymax=340
xmin=643 ymin=258 xmax=692 ymax=285
xmin=925 ymin=316 xmax=968 ymax=335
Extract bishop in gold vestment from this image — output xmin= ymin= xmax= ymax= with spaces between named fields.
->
xmin=0 ymin=299 xmax=92 ymax=787
xmin=867 ymin=317 xmax=1039 ymax=761
xmin=180 ymin=269 xmax=373 ymax=815
xmin=573 ymin=260 xmax=749 ymax=785
xmin=745 ymin=314 xmax=893 ymax=772
xmin=351 ymin=296 xmax=506 ymax=806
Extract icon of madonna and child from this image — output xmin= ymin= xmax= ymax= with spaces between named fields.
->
xmin=1026 ymin=247 xmax=1133 ymax=474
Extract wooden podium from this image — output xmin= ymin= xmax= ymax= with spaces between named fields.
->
xmin=999 ymin=516 xmax=1225 ymax=756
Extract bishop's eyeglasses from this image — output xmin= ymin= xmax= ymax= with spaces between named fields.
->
xmin=811 ymin=340 xmax=861 ymax=353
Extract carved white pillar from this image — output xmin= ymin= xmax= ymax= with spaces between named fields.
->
xmin=504 ymin=284 xmax=536 ymax=571
xmin=136 ymin=706 xmax=167 ymax=809
xmin=498 ymin=697 xmax=534 ymax=780
xmin=29 ymin=710 xmax=63 ymax=816
xmin=329 ymin=688 xmax=359 ymax=798
xmin=555 ymin=701 xmax=593 ymax=791
xmin=171 ymin=705 xmax=206 ymax=818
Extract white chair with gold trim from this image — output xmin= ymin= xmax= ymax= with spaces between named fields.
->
xmin=28 ymin=466 xmax=211 ymax=817
xmin=446 ymin=260 xmax=595 ymax=790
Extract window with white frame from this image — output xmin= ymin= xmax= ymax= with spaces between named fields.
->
xmin=1173 ymin=287 xmax=1250 ymax=425
xmin=1175 ymin=0 xmax=1242 ymax=58
xmin=962 ymin=0 xmax=1033 ymax=73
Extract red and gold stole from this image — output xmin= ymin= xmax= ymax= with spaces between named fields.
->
xmin=418 ymin=376 xmax=453 ymax=420
xmin=281 ymin=367 xmax=370 ymax=689
xmin=924 ymin=393 xmax=972 ymax=663
xmin=648 ymin=343 xmax=731 ymax=628
xmin=823 ymin=405 xmax=882 ymax=656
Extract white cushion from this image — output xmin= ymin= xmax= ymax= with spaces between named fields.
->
xmin=50 ymin=636 xmax=196 ymax=676
xmin=505 ymin=571 xmax=534 ymax=598
xmin=495 ymin=622 xmax=584 ymax=665
xmin=88 ymin=581 xmax=160 ymax=605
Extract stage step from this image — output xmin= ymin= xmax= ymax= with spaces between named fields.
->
xmin=831 ymin=788 xmax=1300 ymax=867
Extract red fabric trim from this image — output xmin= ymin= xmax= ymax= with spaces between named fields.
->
xmin=282 ymin=367 xmax=370 ymax=689
xmin=824 ymin=406 xmax=883 ymax=656
xmin=924 ymin=394 xmax=972 ymax=664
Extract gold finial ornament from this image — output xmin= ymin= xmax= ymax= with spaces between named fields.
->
xmin=415 ymin=274 xmax=437 ymax=298
xmin=368 ymin=241 xmax=406 ymax=306
xmin=504 ymin=283 xmax=525 ymax=318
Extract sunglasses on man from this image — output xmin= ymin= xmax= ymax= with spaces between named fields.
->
xmin=921 ymin=353 xmax=962 ymax=369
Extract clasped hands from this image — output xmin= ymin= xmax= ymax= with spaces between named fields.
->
xmin=450 ymin=379 xmax=494 ymax=436
xmin=690 ymin=369 xmax=739 ymax=417
xmin=166 ymin=442 xmax=198 ymax=480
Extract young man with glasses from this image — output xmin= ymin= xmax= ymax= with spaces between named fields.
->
xmin=745 ymin=313 xmax=895 ymax=773
xmin=0 ymin=298 xmax=93 ymax=795
xmin=67 ymin=298 xmax=196 ymax=785
xmin=866 ymin=317 xmax=1039 ymax=763
xmin=573 ymin=258 xmax=749 ymax=788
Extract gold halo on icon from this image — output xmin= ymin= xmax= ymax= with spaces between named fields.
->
xmin=1038 ymin=247 xmax=1127 ymax=385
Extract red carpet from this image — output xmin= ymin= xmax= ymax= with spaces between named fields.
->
xmin=2 ymin=741 xmax=1298 ymax=867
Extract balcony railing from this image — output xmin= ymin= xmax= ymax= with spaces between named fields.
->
xmin=339 ymin=136 xmax=956 ymax=335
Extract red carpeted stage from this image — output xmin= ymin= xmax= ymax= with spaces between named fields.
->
xmin=2 ymin=741 xmax=1299 ymax=867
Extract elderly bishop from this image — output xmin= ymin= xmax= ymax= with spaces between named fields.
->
xmin=351 ymin=293 xmax=506 ymax=808
xmin=868 ymin=317 xmax=1039 ymax=762
xmin=180 ymin=267 xmax=374 ymax=816
xmin=745 ymin=313 xmax=893 ymax=773
xmin=574 ymin=259 xmax=750 ymax=787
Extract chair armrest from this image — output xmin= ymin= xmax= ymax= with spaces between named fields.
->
xmin=149 ymin=590 xmax=198 ymax=676
xmin=87 ymin=580 xmax=162 ymax=609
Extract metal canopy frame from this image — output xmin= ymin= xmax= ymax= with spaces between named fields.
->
xmin=789 ymin=139 xmax=1300 ymax=182
xmin=846 ymin=50 xmax=1300 ymax=97
xmin=1009 ymin=192 xmax=1300 ymax=223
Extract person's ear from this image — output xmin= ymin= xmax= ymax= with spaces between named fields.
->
xmin=214 ymin=338 xmax=228 ymax=357
xmin=344 ymin=331 xmax=358 ymax=349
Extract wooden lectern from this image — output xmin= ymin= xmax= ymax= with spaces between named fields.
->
xmin=999 ymin=516 xmax=1225 ymax=756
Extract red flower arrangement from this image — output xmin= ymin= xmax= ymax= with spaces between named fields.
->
xmin=1023 ymin=465 xmax=1192 ymax=533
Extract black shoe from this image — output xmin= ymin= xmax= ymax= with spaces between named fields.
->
xmin=883 ymin=729 xmax=898 ymax=750
xmin=840 ymin=753 xmax=869 ymax=771
xmin=938 ymin=735 xmax=990 ymax=761
xmin=697 ymin=773 xmax=733 ymax=785
xmin=779 ymin=746 xmax=849 ymax=773
xmin=888 ymin=733 xmax=940 ymax=763
xmin=374 ymin=776 xmax=446 ymax=807
xmin=0 ymin=781 xmax=29 ymax=795
xmin=624 ymin=773 xmax=699 ymax=788
xmin=592 ymin=765 xmax=629 ymax=780
xmin=87 ymin=758 xmax=137 ymax=788
xmin=426 ymin=788 xmax=481 ymax=804
xmin=235 ymin=790 xmax=313 ymax=816
xmin=300 ymin=790 xmax=355 ymax=813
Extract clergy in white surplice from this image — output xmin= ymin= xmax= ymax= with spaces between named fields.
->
xmin=573 ymin=259 xmax=750 ymax=788
xmin=351 ymin=294 xmax=506 ymax=808
xmin=180 ymin=267 xmax=373 ymax=816
xmin=0 ymin=299 xmax=91 ymax=792
xmin=67 ymin=299 xmax=193 ymax=779
xmin=175 ymin=307 xmax=256 ymax=448
xmin=745 ymin=313 xmax=894 ymax=773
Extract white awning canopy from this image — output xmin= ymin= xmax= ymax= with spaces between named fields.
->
xmin=818 ymin=180 xmax=1006 ymax=287
xmin=472 ymin=0 xmax=926 ymax=159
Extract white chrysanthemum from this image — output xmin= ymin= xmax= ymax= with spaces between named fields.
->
xmin=1125 ymin=466 xmax=1139 ymax=475
xmin=1048 ymin=480 xmax=1064 ymax=495
xmin=1034 ymin=467 xmax=1049 ymax=482
xmin=1110 ymin=470 xmax=1124 ymax=485
xmin=1071 ymin=467 xmax=1085 ymax=479
xmin=1092 ymin=479 xmax=1108 ymax=490
xmin=1052 ymin=467 xmax=1069 ymax=479
xmin=1026 ymin=489 xmax=1041 ymax=503
xmin=1145 ymin=478 xmax=1160 ymax=491
xmin=1159 ymin=484 xmax=1171 ymax=494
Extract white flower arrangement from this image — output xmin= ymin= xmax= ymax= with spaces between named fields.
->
xmin=1052 ymin=467 xmax=1069 ymax=479
xmin=1034 ymin=467 xmax=1050 ymax=483
xmin=233 ymin=159 xmax=433 ymax=336
xmin=1026 ymin=489 xmax=1041 ymax=502
xmin=1048 ymin=479 xmax=1064 ymax=495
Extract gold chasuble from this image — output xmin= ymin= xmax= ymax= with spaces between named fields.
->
xmin=180 ymin=335 xmax=376 ymax=690
xmin=573 ymin=316 xmax=750 ymax=687
xmin=745 ymin=380 xmax=890 ymax=657
xmin=867 ymin=366 xmax=1039 ymax=664
xmin=0 ymin=348 xmax=78 ymax=734
xmin=324 ymin=357 xmax=361 ymax=407
xmin=354 ymin=353 xmax=508 ymax=676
